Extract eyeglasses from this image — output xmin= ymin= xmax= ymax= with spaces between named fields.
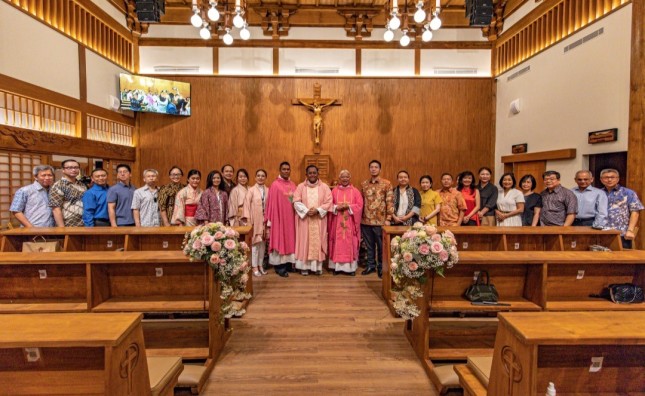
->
xmin=170 ymin=173 xmax=183 ymax=177
xmin=63 ymin=166 xmax=80 ymax=170
xmin=601 ymin=176 xmax=618 ymax=179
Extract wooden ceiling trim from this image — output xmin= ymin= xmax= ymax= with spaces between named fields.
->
xmin=494 ymin=0 xmax=631 ymax=76
xmin=138 ymin=36 xmax=492 ymax=49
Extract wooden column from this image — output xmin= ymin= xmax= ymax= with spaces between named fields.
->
xmin=355 ymin=48 xmax=362 ymax=76
xmin=78 ymin=44 xmax=87 ymax=139
xmin=273 ymin=47 xmax=279 ymax=75
xmin=414 ymin=46 xmax=421 ymax=76
xmin=628 ymin=0 xmax=644 ymax=249
xmin=213 ymin=47 xmax=219 ymax=75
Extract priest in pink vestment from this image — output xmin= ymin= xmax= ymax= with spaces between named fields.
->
xmin=265 ymin=161 xmax=297 ymax=278
xmin=293 ymin=165 xmax=333 ymax=276
xmin=328 ymin=170 xmax=364 ymax=276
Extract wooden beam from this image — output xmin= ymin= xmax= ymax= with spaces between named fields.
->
xmin=138 ymin=37 xmax=493 ymax=50
xmin=628 ymin=0 xmax=644 ymax=249
xmin=0 ymin=125 xmax=136 ymax=162
xmin=414 ymin=45 xmax=421 ymax=75
xmin=0 ymin=73 xmax=135 ymax=127
xmin=273 ymin=47 xmax=279 ymax=75
xmin=501 ymin=148 xmax=576 ymax=164
xmin=213 ymin=47 xmax=219 ymax=75
xmin=78 ymin=44 xmax=87 ymax=140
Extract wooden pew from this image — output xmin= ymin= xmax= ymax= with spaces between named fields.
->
xmin=455 ymin=311 xmax=645 ymax=395
xmin=0 ymin=226 xmax=253 ymax=311
xmin=381 ymin=226 xmax=623 ymax=317
xmin=403 ymin=250 xmax=645 ymax=393
xmin=0 ymin=312 xmax=183 ymax=395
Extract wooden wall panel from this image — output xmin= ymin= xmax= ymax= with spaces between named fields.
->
xmin=138 ymin=77 xmax=494 ymax=185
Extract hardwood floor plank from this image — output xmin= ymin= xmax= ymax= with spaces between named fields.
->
xmin=197 ymin=271 xmax=438 ymax=395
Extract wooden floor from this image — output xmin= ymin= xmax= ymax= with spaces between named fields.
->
xmin=197 ymin=270 xmax=438 ymax=395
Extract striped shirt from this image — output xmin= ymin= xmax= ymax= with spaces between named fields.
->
xmin=539 ymin=186 xmax=578 ymax=226
xmin=10 ymin=181 xmax=55 ymax=227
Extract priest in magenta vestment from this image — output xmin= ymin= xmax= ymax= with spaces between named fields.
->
xmin=265 ymin=162 xmax=297 ymax=277
xmin=328 ymin=170 xmax=364 ymax=275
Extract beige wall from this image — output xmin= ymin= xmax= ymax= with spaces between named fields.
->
xmin=495 ymin=4 xmax=631 ymax=182
xmin=86 ymin=49 xmax=130 ymax=110
xmin=0 ymin=1 xmax=79 ymax=99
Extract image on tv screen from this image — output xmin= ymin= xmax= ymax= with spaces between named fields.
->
xmin=119 ymin=73 xmax=191 ymax=116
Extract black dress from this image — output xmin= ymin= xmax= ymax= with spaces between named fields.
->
xmin=522 ymin=193 xmax=542 ymax=226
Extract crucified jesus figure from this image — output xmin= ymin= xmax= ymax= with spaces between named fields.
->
xmin=297 ymin=98 xmax=337 ymax=146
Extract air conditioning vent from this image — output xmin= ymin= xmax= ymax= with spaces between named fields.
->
xmin=153 ymin=65 xmax=200 ymax=73
xmin=564 ymin=27 xmax=604 ymax=53
xmin=507 ymin=65 xmax=530 ymax=82
xmin=294 ymin=67 xmax=340 ymax=75
xmin=433 ymin=67 xmax=478 ymax=75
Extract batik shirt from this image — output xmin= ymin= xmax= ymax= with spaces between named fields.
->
xmin=360 ymin=177 xmax=394 ymax=226
xmin=604 ymin=185 xmax=644 ymax=235
xmin=49 ymin=178 xmax=86 ymax=227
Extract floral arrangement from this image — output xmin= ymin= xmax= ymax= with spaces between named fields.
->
xmin=390 ymin=222 xmax=458 ymax=320
xmin=182 ymin=222 xmax=251 ymax=322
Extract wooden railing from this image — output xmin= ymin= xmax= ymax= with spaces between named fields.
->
xmin=87 ymin=114 xmax=134 ymax=146
xmin=0 ymin=89 xmax=78 ymax=136
xmin=494 ymin=0 xmax=631 ymax=76
xmin=4 ymin=0 xmax=134 ymax=71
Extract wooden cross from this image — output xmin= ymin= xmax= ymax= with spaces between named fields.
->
xmin=292 ymin=83 xmax=342 ymax=154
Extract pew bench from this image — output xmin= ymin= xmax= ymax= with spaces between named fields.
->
xmin=0 ymin=313 xmax=184 ymax=395
xmin=455 ymin=312 xmax=645 ymax=395
xmin=403 ymin=250 xmax=645 ymax=393
xmin=0 ymin=250 xmax=233 ymax=382
xmin=381 ymin=226 xmax=623 ymax=317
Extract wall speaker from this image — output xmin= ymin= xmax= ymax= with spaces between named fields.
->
xmin=510 ymin=98 xmax=521 ymax=115
xmin=108 ymin=95 xmax=121 ymax=111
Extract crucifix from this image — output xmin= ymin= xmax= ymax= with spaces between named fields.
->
xmin=292 ymin=83 xmax=342 ymax=154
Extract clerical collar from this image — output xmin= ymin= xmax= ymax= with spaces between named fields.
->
xmin=306 ymin=179 xmax=320 ymax=187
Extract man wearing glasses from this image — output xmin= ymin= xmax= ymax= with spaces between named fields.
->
xmin=132 ymin=169 xmax=161 ymax=227
xmin=600 ymin=168 xmax=644 ymax=249
xmin=539 ymin=170 xmax=578 ymax=226
xmin=49 ymin=159 xmax=87 ymax=227
xmin=108 ymin=164 xmax=136 ymax=227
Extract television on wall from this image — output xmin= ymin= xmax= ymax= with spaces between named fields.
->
xmin=119 ymin=73 xmax=191 ymax=116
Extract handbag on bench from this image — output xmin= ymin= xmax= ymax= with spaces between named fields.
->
xmin=22 ymin=236 xmax=61 ymax=253
xmin=464 ymin=270 xmax=499 ymax=303
xmin=591 ymin=284 xmax=644 ymax=304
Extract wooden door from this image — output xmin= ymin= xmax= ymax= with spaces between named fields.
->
xmin=514 ymin=161 xmax=546 ymax=192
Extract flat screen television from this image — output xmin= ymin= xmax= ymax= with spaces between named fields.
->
xmin=119 ymin=73 xmax=191 ymax=116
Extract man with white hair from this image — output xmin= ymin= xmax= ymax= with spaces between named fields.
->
xmin=10 ymin=165 xmax=55 ymax=227
xmin=132 ymin=169 xmax=161 ymax=227
xmin=571 ymin=170 xmax=607 ymax=228
xmin=600 ymin=168 xmax=643 ymax=249
xmin=328 ymin=170 xmax=364 ymax=276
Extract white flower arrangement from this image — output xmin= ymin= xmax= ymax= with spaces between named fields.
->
xmin=390 ymin=222 xmax=458 ymax=319
xmin=183 ymin=222 xmax=252 ymax=322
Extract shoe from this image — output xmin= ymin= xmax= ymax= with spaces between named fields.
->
xmin=301 ymin=270 xmax=309 ymax=276
xmin=333 ymin=270 xmax=339 ymax=276
xmin=253 ymin=270 xmax=262 ymax=277
xmin=259 ymin=267 xmax=268 ymax=275
xmin=350 ymin=271 xmax=356 ymax=276
xmin=277 ymin=271 xmax=289 ymax=278
xmin=362 ymin=268 xmax=376 ymax=275
xmin=316 ymin=270 xmax=323 ymax=276
xmin=287 ymin=263 xmax=297 ymax=273
xmin=378 ymin=268 xmax=383 ymax=278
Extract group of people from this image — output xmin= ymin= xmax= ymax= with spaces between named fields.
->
xmin=122 ymin=88 xmax=190 ymax=115
xmin=9 ymin=159 xmax=643 ymax=279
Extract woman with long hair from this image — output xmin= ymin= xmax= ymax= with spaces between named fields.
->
xmin=519 ymin=174 xmax=542 ymax=226
xmin=228 ymin=169 xmax=249 ymax=226
xmin=195 ymin=170 xmax=229 ymax=224
xmin=457 ymin=170 xmax=481 ymax=226
xmin=243 ymin=169 xmax=269 ymax=277
xmin=391 ymin=170 xmax=421 ymax=226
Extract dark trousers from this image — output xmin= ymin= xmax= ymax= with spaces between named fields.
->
xmin=361 ymin=224 xmax=382 ymax=270
xmin=622 ymin=237 xmax=633 ymax=249
xmin=94 ymin=219 xmax=110 ymax=227
xmin=573 ymin=218 xmax=594 ymax=226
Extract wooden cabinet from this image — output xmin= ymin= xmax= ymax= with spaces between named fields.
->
xmin=0 ymin=313 xmax=152 ymax=395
